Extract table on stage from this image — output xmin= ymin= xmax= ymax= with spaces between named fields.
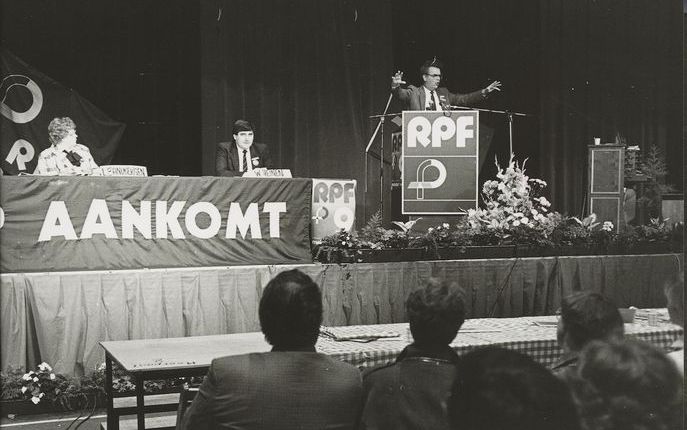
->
xmin=100 ymin=310 xmax=682 ymax=429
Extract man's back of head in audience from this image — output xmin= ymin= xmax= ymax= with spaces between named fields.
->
xmin=407 ymin=277 xmax=466 ymax=348
xmin=571 ymin=339 xmax=683 ymax=430
xmin=259 ymin=269 xmax=322 ymax=350
xmin=450 ymin=347 xmax=580 ymax=430
xmin=557 ymin=291 xmax=624 ymax=353
xmin=664 ymin=272 xmax=684 ymax=328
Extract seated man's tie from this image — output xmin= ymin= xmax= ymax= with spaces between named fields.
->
xmin=242 ymin=149 xmax=250 ymax=172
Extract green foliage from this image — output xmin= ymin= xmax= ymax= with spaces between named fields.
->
xmin=639 ymin=145 xmax=670 ymax=182
xmin=359 ymin=210 xmax=383 ymax=243
xmin=1 ymin=366 xmax=25 ymax=400
xmin=636 ymin=145 xmax=676 ymax=218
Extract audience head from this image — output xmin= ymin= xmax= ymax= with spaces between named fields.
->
xmin=570 ymin=339 xmax=683 ymax=430
xmin=259 ymin=269 xmax=323 ymax=349
xmin=48 ymin=117 xmax=77 ymax=146
xmin=451 ymin=347 xmax=580 ymax=430
xmin=557 ymin=292 xmax=624 ymax=353
xmin=664 ymin=272 xmax=684 ymax=328
xmin=406 ymin=278 xmax=466 ymax=347
xmin=232 ymin=119 xmax=254 ymax=150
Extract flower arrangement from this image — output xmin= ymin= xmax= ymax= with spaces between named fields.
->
xmin=20 ymin=362 xmax=59 ymax=405
xmin=1 ymin=361 xmax=203 ymax=414
xmin=466 ymin=155 xmax=560 ymax=247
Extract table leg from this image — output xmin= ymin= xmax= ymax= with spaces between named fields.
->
xmin=135 ymin=374 xmax=145 ymax=429
xmin=105 ymin=355 xmax=118 ymax=430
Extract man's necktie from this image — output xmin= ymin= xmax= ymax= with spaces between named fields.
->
xmin=427 ymin=91 xmax=437 ymax=111
xmin=242 ymin=149 xmax=250 ymax=172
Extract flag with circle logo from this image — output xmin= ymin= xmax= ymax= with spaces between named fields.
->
xmin=1 ymin=47 xmax=125 ymax=175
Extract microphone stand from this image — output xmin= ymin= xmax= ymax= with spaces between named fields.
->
xmin=449 ymin=105 xmax=531 ymax=155
xmin=364 ymin=92 xmax=396 ymax=221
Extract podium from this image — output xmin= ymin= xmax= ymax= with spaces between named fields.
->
xmin=400 ymin=111 xmax=480 ymax=215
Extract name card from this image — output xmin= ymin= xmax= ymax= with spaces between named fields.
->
xmin=99 ymin=165 xmax=148 ymax=177
xmin=243 ymin=168 xmax=292 ymax=178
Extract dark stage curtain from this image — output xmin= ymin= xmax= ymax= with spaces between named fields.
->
xmin=200 ymin=0 xmax=392 ymax=226
xmin=538 ymin=0 xmax=683 ymax=214
xmin=0 ymin=0 xmax=201 ymax=176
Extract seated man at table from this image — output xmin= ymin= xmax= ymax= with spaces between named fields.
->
xmin=664 ymin=272 xmax=684 ymax=375
xmin=180 ymin=269 xmax=362 ymax=429
xmin=551 ymin=291 xmax=624 ymax=379
xmin=359 ymin=278 xmax=465 ymax=430
xmin=215 ymin=119 xmax=273 ymax=176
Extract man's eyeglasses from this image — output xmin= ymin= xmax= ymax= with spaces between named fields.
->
xmin=425 ymin=74 xmax=441 ymax=78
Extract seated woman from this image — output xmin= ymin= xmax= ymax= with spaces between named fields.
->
xmin=33 ymin=117 xmax=99 ymax=175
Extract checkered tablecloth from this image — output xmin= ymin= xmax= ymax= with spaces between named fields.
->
xmin=317 ymin=310 xmax=683 ymax=368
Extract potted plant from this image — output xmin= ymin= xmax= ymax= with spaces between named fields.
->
xmin=550 ymin=214 xmax=615 ymax=256
xmin=312 ymin=229 xmax=361 ymax=264
xmin=1 ymin=363 xmax=64 ymax=415
xmin=357 ymin=212 xmax=427 ymax=262
xmin=635 ymin=145 xmax=676 ymax=220
xmin=621 ymin=218 xmax=673 ymax=254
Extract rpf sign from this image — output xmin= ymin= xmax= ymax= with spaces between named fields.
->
xmin=402 ymin=111 xmax=479 ymax=214
xmin=311 ymin=178 xmax=356 ymax=240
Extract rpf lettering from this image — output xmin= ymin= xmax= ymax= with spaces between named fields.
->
xmin=313 ymin=181 xmax=355 ymax=204
xmin=5 ymin=139 xmax=35 ymax=171
xmin=407 ymin=115 xmax=474 ymax=148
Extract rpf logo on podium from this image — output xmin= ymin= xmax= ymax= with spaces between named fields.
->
xmin=402 ymin=111 xmax=479 ymax=214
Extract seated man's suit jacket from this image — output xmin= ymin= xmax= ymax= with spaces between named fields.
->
xmin=215 ymin=141 xmax=273 ymax=176
xmin=392 ymin=85 xmax=485 ymax=110
xmin=359 ymin=343 xmax=460 ymax=430
xmin=180 ymin=350 xmax=363 ymax=430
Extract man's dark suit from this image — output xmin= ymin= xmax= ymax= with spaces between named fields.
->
xmin=359 ymin=344 xmax=460 ymax=430
xmin=180 ymin=350 xmax=363 ymax=429
xmin=215 ymin=141 xmax=273 ymax=176
xmin=392 ymin=85 xmax=485 ymax=110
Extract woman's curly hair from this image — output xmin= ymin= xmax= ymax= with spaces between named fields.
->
xmin=48 ymin=117 xmax=76 ymax=145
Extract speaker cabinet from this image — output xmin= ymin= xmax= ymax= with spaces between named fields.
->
xmin=588 ymin=145 xmax=624 ymax=231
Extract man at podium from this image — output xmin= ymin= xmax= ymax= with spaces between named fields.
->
xmin=391 ymin=58 xmax=501 ymax=110
xmin=216 ymin=119 xmax=273 ymax=176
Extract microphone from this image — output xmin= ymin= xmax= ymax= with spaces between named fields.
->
xmin=63 ymin=150 xmax=82 ymax=166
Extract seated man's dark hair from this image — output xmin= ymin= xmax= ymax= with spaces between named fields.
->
xmin=570 ymin=339 xmax=683 ymax=430
xmin=232 ymin=119 xmax=254 ymax=135
xmin=559 ymin=291 xmax=623 ymax=351
xmin=259 ymin=269 xmax=323 ymax=348
xmin=406 ymin=278 xmax=465 ymax=346
xmin=450 ymin=347 xmax=580 ymax=430
xmin=664 ymin=272 xmax=684 ymax=328
xmin=420 ymin=57 xmax=443 ymax=75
